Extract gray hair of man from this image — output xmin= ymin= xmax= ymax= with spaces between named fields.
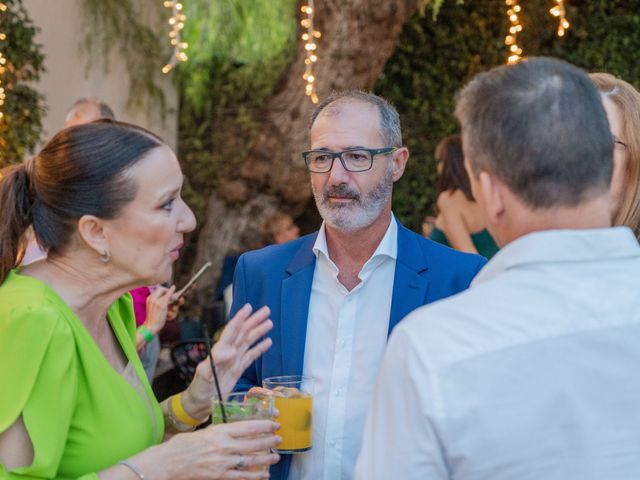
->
xmin=309 ymin=90 xmax=403 ymax=148
xmin=455 ymin=57 xmax=614 ymax=209
xmin=70 ymin=97 xmax=115 ymax=119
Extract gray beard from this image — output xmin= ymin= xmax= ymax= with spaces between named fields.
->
xmin=312 ymin=164 xmax=393 ymax=231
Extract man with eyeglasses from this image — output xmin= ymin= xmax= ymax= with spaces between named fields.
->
xmin=230 ymin=91 xmax=487 ymax=480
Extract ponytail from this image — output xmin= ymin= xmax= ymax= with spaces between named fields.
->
xmin=0 ymin=162 xmax=34 ymax=285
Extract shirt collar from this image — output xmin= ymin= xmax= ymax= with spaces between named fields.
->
xmin=313 ymin=213 xmax=398 ymax=263
xmin=473 ymin=227 xmax=640 ymax=286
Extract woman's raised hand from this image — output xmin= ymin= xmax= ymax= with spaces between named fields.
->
xmin=186 ymin=305 xmax=273 ymax=410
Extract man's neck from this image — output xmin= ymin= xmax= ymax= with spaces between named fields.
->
xmin=497 ymin=194 xmax=613 ymax=246
xmin=324 ymin=210 xmax=393 ymax=290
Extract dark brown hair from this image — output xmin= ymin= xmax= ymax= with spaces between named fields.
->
xmin=0 ymin=120 xmax=163 ymax=284
xmin=435 ymin=135 xmax=474 ymax=201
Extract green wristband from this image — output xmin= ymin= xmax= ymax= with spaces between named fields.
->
xmin=137 ymin=325 xmax=154 ymax=343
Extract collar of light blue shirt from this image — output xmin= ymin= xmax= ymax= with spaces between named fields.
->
xmin=473 ymin=226 xmax=640 ymax=286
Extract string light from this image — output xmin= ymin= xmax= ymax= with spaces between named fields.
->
xmin=550 ymin=0 xmax=570 ymax=37
xmin=504 ymin=0 xmax=523 ymax=64
xmin=162 ymin=0 xmax=188 ymax=74
xmin=301 ymin=0 xmax=320 ymax=104
xmin=0 ymin=2 xmax=7 ymax=121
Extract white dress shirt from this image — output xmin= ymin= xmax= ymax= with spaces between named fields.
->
xmin=357 ymin=227 xmax=640 ymax=480
xmin=290 ymin=215 xmax=398 ymax=480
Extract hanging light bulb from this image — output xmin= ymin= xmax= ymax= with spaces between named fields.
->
xmin=162 ymin=0 xmax=188 ymax=74
xmin=550 ymin=0 xmax=570 ymax=37
xmin=504 ymin=0 xmax=524 ymax=64
xmin=301 ymin=0 xmax=320 ymax=103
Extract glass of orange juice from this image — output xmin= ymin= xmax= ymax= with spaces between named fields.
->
xmin=263 ymin=375 xmax=314 ymax=453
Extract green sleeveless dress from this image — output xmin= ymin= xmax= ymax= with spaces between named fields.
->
xmin=0 ymin=270 xmax=164 ymax=479
xmin=429 ymin=225 xmax=499 ymax=259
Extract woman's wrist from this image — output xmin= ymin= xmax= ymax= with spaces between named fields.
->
xmin=181 ymin=387 xmax=212 ymax=422
xmin=127 ymin=444 xmax=174 ymax=480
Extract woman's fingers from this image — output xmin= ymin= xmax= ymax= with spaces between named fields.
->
xmin=237 ymin=306 xmax=271 ymax=340
xmin=240 ymin=319 xmax=273 ymax=350
xmin=159 ymin=285 xmax=177 ymax=303
xmin=246 ymin=387 xmax=273 ymax=398
xmin=225 ymin=452 xmax=280 ymax=476
xmin=147 ymin=285 xmax=175 ymax=306
xmin=240 ymin=338 xmax=273 ymax=372
xmin=146 ymin=286 xmax=166 ymax=305
xmin=227 ymin=433 xmax=282 ymax=454
xmin=219 ymin=420 xmax=279 ymax=439
xmin=219 ymin=303 xmax=253 ymax=345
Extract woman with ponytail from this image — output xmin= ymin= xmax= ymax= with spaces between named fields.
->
xmin=0 ymin=120 xmax=280 ymax=479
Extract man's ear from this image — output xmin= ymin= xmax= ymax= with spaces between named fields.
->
xmin=391 ymin=147 xmax=409 ymax=182
xmin=77 ymin=215 xmax=110 ymax=257
xmin=477 ymin=171 xmax=506 ymax=225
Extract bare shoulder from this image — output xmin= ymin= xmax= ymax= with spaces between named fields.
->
xmin=437 ymin=189 xmax=469 ymax=212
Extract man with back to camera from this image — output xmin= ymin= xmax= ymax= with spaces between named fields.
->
xmin=356 ymin=57 xmax=640 ymax=479
xmin=230 ymin=90 xmax=487 ymax=480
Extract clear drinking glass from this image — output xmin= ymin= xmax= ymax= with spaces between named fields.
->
xmin=211 ymin=392 xmax=275 ymax=471
xmin=262 ymin=375 xmax=314 ymax=453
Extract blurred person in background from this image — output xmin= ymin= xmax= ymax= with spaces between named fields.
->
xmin=590 ymin=72 xmax=640 ymax=238
xmin=64 ymin=97 xmax=115 ymax=128
xmin=429 ymin=134 xmax=499 ymax=258
xmin=261 ymin=212 xmax=301 ymax=246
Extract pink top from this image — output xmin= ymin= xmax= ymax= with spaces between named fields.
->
xmin=129 ymin=286 xmax=151 ymax=327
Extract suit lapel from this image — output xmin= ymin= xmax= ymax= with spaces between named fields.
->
xmin=388 ymin=225 xmax=429 ymax=335
xmin=280 ymin=234 xmax=317 ymax=376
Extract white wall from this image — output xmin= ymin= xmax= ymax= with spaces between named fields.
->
xmin=22 ymin=0 xmax=179 ymax=151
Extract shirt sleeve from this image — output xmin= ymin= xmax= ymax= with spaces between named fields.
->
xmin=355 ymin=325 xmax=450 ymax=480
xmin=0 ymin=304 xmax=79 ymax=478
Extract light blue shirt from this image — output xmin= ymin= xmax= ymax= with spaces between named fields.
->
xmin=356 ymin=227 xmax=640 ymax=480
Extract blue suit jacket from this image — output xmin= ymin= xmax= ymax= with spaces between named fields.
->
xmin=230 ymin=222 xmax=487 ymax=479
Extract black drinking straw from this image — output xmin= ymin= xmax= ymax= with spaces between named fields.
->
xmin=202 ymin=324 xmax=227 ymax=423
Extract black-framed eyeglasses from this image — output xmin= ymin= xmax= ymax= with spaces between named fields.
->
xmin=302 ymin=147 xmax=398 ymax=173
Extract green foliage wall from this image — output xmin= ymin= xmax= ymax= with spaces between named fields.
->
xmin=378 ymin=0 xmax=640 ymax=232
xmin=0 ymin=0 xmax=45 ymax=167
xmin=177 ymin=0 xmax=297 ymax=220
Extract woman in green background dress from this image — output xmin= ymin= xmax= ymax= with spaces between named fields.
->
xmin=0 ymin=121 xmax=280 ymax=479
xmin=429 ymin=135 xmax=499 ymax=259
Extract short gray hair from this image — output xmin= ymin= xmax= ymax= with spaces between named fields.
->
xmin=310 ymin=90 xmax=403 ymax=147
xmin=455 ymin=57 xmax=613 ymax=209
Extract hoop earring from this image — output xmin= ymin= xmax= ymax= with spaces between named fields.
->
xmin=100 ymin=249 xmax=111 ymax=264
